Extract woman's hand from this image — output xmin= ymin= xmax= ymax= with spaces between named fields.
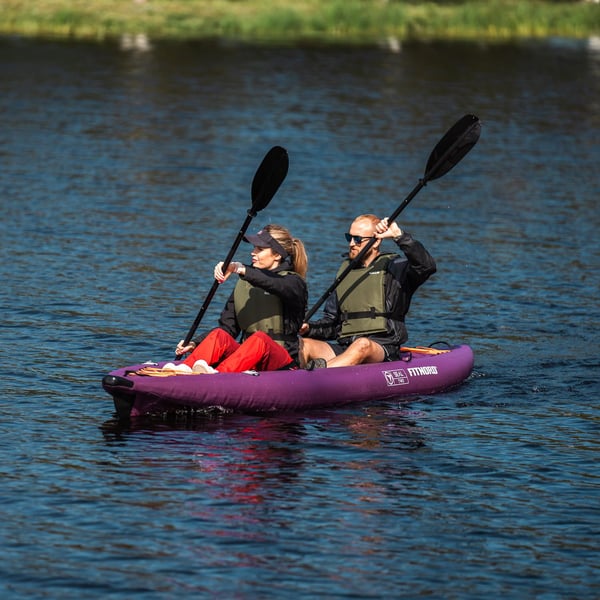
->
xmin=175 ymin=339 xmax=196 ymax=357
xmin=214 ymin=261 xmax=245 ymax=283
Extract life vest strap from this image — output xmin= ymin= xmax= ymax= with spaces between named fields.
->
xmin=341 ymin=308 xmax=392 ymax=321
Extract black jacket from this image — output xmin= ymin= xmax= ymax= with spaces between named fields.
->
xmin=196 ymin=260 xmax=308 ymax=362
xmin=305 ymin=231 xmax=435 ymax=347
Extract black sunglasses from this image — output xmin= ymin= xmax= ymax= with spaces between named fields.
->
xmin=345 ymin=233 xmax=374 ymax=245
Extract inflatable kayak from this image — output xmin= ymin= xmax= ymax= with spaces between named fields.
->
xmin=102 ymin=343 xmax=474 ymax=419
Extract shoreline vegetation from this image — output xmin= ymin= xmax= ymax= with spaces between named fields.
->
xmin=0 ymin=1 xmax=598 ymax=45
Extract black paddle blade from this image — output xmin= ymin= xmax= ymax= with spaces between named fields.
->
xmin=251 ymin=146 xmax=289 ymax=213
xmin=424 ymin=114 xmax=481 ymax=182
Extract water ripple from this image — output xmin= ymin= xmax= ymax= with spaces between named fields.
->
xmin=1 ymin=37 xmax=599 ymax=599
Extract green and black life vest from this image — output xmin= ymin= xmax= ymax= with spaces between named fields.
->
xmin=336 ymin=254 xmax=394 ymax=339
xmin=233 ymin=272 xmax=296 ymax=346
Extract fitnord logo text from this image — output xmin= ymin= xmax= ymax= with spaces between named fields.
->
xmin=407 ymin=366 xmax=438 ymax=376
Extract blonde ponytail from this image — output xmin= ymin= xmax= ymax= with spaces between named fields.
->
xmin=264 ymin=224 xmax=308 ymax=279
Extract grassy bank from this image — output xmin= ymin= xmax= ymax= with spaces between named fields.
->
xmin=0 ymin=0 xmax=598 ymax=44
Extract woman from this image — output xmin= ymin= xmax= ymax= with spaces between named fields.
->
xmin=164 ymin=224 xmax=308 ymax=374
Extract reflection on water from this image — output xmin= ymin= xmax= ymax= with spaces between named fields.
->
xmin=1 ymin=36 xmax=599 ymax=599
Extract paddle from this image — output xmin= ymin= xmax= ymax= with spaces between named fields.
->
xmin=304 ymin=113 xmax=481 ymax=321
xmin=177 ymin=146 xmax=289 ymax=356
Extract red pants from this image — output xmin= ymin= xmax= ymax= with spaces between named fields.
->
xmin=183 ymin=329 xmax=294 ymax=373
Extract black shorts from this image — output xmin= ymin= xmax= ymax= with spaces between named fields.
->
xmin=329 ymin=339 xmax=400 ymax=362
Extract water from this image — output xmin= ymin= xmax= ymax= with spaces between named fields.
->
xmin=1 ymin=36 xmax=599 ymax=598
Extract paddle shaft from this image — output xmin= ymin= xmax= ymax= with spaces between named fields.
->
xmin=304 ymin=114 xmax=481 ymax=322
xmin=180 ymin=210 xmax=256 ymax=349
xmin=177 ymin=146 xmax=289 ymax=357
xmin=303 ymin=179 xmax=425 ymax=322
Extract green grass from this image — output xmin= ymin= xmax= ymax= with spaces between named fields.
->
xmin=0 ymin=0 xmax=598 ymax=44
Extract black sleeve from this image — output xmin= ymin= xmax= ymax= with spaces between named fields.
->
xmin=393 ymin=231 xmax=436 ymax=291
xmin=216 ymin=292 xmax=241 ymax=338
xmin=192 ymin=291 xmax=240 ymax=345
xmin=305 ymin=292 xmax=339 ymax=340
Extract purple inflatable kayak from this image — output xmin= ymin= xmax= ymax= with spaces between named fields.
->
xmin=102 ymin=344 xmax=474 ymax=419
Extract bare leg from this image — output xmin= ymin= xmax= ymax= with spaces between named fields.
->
xmin=299 ymin=337 xmax=336 ymax=368
xmin=327 ymin=337 xmax=385 ymax=368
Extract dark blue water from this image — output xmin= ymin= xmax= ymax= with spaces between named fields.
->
xmin=1 ymin=36 xmax=599 ymax=598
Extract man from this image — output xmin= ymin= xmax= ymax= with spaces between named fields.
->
xmin=299 ymin=214 xmax=436 ymax=368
